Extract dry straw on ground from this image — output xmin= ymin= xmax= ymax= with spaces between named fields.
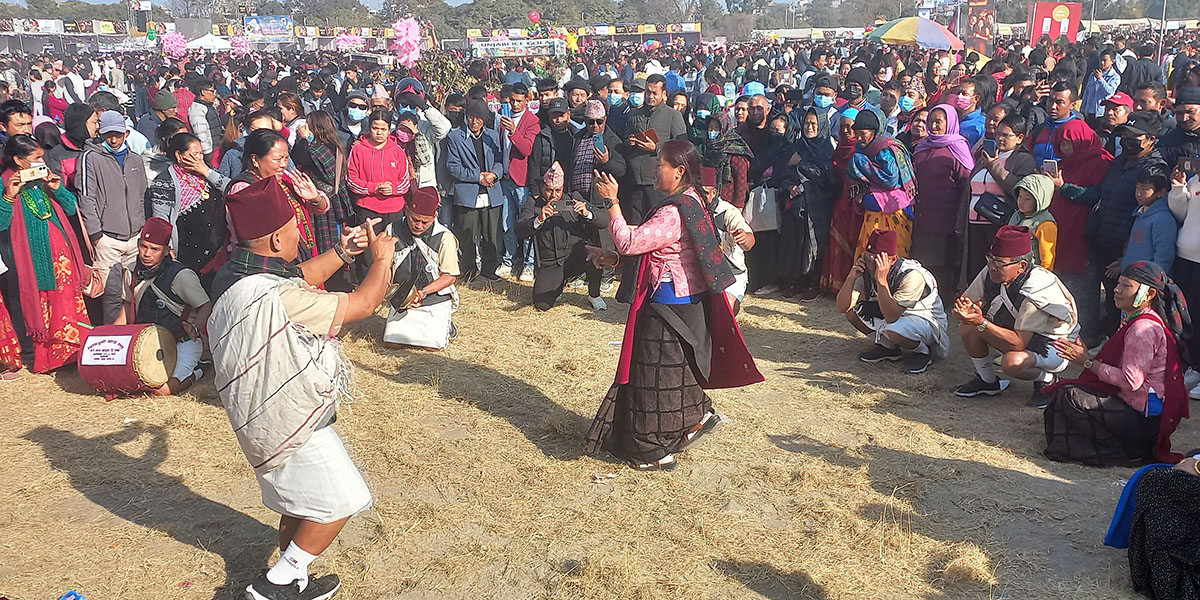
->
xmin=0 ymin=278 xmax=1184 ymax=599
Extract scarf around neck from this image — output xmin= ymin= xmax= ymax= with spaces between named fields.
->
xmin=913 ymin=103 xmax=975 ymax=171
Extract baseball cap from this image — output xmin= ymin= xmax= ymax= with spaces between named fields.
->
xmin=1102 ymin=91 xmax=1134 ymax=110
xmin=396 ymin=77 xmax=424 ymax=95
xmin=1118 ymin=110 xmax=1164 ymax=137
xmin=545 ymin=97 xmax=569 ymax=114
xmin=630 ymin=76 xmax=647 ymax=92
xmin=97 ymin=110 xmax=126 ymax=135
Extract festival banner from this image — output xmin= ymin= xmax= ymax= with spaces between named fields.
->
xmin=966 ymin=0 xmax=995 ymax=56
xmin=1026 ymin=2 xmax=1082 ymax=43
xmin=471 ymin=38 xmax=566 ymax=57
xmin=13 ymin=19 xmax=65 ymax=33
xmin=94 ymin=21 xmax=117 ymax=34
xmin=243 ymin=15 xmax=293 ymax=43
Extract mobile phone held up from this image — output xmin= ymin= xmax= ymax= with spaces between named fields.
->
xmin=982 ymin=138 xmax=996 ymax=156
xmin=1042 ymin=159 xmax=1059 ymax=176
xmin=19 ymin=164 xmax=48 ymax=183
xmin=500 ymin=103 xmax=512 ymax=119
xmin=593 ymin=133 xmax=605 ymax=152
xmin=1179 ymin=156 xmax=1200 ymax=175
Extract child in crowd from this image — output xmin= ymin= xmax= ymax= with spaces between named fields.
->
xmin=1008 ymin=173 xmax=1058 ymax=271
xmin=701 ymin=167 xmax=755 ymax=313
xmin=1120 ymin=173 xmax=1177 ymax=273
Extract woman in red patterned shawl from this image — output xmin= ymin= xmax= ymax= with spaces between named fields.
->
xmin=584 ymin=140 xmax=763 ymax=471
xmin=820 ymin=109 xmax=866 ymax=292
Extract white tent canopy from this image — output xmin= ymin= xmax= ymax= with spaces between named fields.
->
xmin=186 ymin=33 xmax=232 ymax=51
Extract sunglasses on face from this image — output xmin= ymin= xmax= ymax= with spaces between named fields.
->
xmin=347 ymin=102 xmax=368 ymax=109
xmin=586 ymin=119 xmax=605 ymax=126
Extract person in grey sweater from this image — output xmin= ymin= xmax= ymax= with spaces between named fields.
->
xmin=77 ymin=111 xmax=149 ymax=323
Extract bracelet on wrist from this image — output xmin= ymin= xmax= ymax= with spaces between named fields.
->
xmin=334 ymin=244 xmax=355 ymax=265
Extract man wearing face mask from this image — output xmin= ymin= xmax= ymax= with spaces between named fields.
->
xmin=78 ymin=111 xmax=149 ymax=323
xmin=1071 ymin=110 xmax=1168 ymax=344
xmin=606 ymin=78 xmax=632 ymax=138
xmin=627 ymin=76 xmax=647 ymax=113
xmin=622 ymin=74 xmax=687 ymax=224
xmin=335 ymin=89 xmax=370 ymax=152
xmin=807 ymin=76 xmax=840 ymax=125
xmin=952 ymin=78 xmax=986 ymax=147
xmin=878 ymin=82 xmax=904 ymax=137
xmin=837 ymin=67 xmax=875 ymax=123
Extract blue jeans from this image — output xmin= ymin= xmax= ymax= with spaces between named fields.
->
xmin=501 ymin=179 xmax=534 ymax=270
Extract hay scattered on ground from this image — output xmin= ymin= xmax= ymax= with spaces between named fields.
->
xmin=0 ymin=277 xmax=1178 ymax=599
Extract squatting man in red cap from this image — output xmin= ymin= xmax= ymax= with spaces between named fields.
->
xmin=205 ymin=175 xmax=398 ymax=600
xmin=112 ymin=216 xmax=210 ymax=396
xmin=382 ymin=186 xmax=460 ymax=350
xmin=952 ymin=225 xmax=1081 ymax=408
xmin=835 ymin=228 xmax=950 ymax=376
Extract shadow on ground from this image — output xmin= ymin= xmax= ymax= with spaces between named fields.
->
xmin=21 ymin=424 xmax=276 ymax=600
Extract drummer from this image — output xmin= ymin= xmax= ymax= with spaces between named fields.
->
xmin=383 ymin=186 xmax=460 ymax=351
xmin=113 ymin=217 xmax=210 ymax=396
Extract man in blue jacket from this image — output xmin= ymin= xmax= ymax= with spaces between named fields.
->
xmin=446 ymin=99 xmax=504 ymax=282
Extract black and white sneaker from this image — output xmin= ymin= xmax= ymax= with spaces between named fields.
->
xmin=1028 ymin=376 xmax=1058 ymax=409
xmin=246 ymin=572 xmax=342 ymax=600
xmin=904 ymin=352 xmax=932 ymax=375
xmin=300 ymin=574 xmax=342 ymax=600
xmin=953 ymin=376 xmax=1004 ymax=398
xmin=245 ymin=571 xmax=301 ymax=600
xmin=859 ymin=344 xmax=903 ymax=363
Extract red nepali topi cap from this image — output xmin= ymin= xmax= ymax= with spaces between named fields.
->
xmin=990 ymin=225 xmax=1032 ymax=258
xmin=865 ymin=228 xmax=897 ymax=256
xmin=140 ymin=216 xmax=173 ymax=246
xmin=1102 ymin=91 xmax=1134 ymax=110
xmin=409 ymin=187 xmax=440 ymax=217
xmin=701 ymin=167 xmax=717 ymax=188
xmin=226 ymin=176 xmax=295 ymax=241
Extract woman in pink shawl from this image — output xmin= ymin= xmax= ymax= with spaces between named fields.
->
xmin=911 ymin=103 xmax=975 ymax=302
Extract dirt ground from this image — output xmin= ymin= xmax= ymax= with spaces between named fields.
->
xmin=0 ymin=278 xmax=1189 ymax=600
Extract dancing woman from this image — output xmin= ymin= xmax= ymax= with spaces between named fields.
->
xmin=584 ymin=139 xmax=763 ymax=470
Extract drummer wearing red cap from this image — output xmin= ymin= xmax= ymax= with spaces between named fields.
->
xmin=835 ymin=228 xmax=950 ymax=376
xmin=206 ymin=176 xmax=397 ymax=599
xmin=953 ymin=225 xmax=1081 ymax=407
xmin=113 ymin=216 xmax=211 ymax=396
xmin=382 ymin=186 xmax=461 ymax=350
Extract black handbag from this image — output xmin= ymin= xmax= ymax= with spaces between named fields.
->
xmin=975 ymin=191 xmax=1014 ymax=226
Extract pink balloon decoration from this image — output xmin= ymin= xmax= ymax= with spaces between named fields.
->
xmin=161 ymin=31 xmax=187 ymax=58
xmin=529 ymin=11 xmax=540 ymax=23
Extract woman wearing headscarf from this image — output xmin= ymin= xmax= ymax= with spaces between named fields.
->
xmin=689 ymin=93 xmax=722 ymax=147
xmin=820 ymin=108 xmax=866 ymax=292
xmin=45 ymin=104 xmax=98 ymax=194
xmin=699 ymin=113 xmax=753 ymax=210
xmin=1046 ymin=261 xmax=1191 ymax=467
xmin=848 ymin=107 xmax=919 ymax=260
xmin=897 ymin=107 xmax=930 ymax=152
xmin=1045 ymin=120 xmax=1114 ymax=338
xmin=911 ymin=103 xmax=974 ymax=303
xmin=583 ymin=140 xmax=763 ymax=471
xmin=777 ymin=107 xmax=836 ymax=299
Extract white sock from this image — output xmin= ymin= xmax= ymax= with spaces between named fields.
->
xmin=914 ymin=341 xmax=929 ymax=355
xmin=1036 ymin=369 xmax=1054 ymax=384
xmin=971 ymin=356 xmax=998 ymax=383
xmin=266 ymin=541 xmax=317 ymax=591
